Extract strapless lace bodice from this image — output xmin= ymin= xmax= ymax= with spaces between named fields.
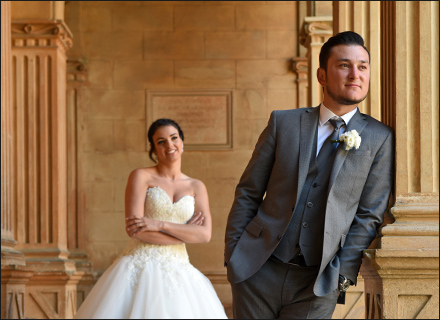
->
xmin=120 ymin=187 xmax=196 ymax=290
xmin=145 ymin=186 xmax=195 ymax=223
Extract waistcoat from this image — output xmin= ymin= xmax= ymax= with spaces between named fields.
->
xmin=272 ymin=132 xmax=336 ymax=266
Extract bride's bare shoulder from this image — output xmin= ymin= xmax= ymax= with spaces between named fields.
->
xmin=186 ymin=177 xmax=207 ymax=194
xmin=128 ymin=167 xmax=157 ymax=182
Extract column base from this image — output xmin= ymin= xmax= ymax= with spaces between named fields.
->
xmin=68 ymin=251 xmax=98 ymax=309
xmin=25 ymin=270 xmax=84 ymax=319
xmin=1 ymin=265 xmax=34 ymax=319
xmin=362 ymin=249 xmax=439 ymax=319
xmin=1 ymin=239 xmax=26 ymax=267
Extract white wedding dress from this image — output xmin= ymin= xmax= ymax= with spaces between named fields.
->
xmin=75 ymin=186 xmax=228 ymax=319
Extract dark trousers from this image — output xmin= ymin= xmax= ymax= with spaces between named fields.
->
xmin=230 ymin=256 xmax=338 ymax=319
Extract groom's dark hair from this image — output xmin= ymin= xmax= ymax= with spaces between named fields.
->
xmin=319 ymin=31 xmax=370 ymax=71
xmin=148 ymin=118 xmax=184 ymax=163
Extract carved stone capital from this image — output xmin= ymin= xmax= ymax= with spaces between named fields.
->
xmin=304 ymin=21 xmax=333 ymax=35
xmin=300 ymin=16 xmax=333 ymax=48
xmin=67 ymin=59 xmax=87 ymax=83
xmin=11 ymin=20 xmax=73 ymax=52
xmin=291 ymin=57 xmax=308 ymax=79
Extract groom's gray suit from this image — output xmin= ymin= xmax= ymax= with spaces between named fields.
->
xmin=225 ymin=105 xmax=393 ymax=314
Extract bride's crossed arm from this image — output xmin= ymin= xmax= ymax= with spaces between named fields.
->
xmin=135 ymin=180 xmax=212 ymax=244
xmin=124 ymin=169 xmax=210 ymax=245
xmin=125 ymin=169 xmax=183 ymax=245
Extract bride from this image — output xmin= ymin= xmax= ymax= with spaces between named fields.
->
xmin=75 ymin=118 xmax=228 ymax=319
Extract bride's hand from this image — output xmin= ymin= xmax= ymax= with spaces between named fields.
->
xmin=186 ymin=212 xmax=204 ymax=226
xmin=126 ymin=216 xmax=162 ymax=236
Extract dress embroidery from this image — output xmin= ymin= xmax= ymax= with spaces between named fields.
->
xmin=119 ymin=187 xmax=199 ymax=294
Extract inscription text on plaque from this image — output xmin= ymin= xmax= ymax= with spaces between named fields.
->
xmin=146 ymin=90 xmax=233 ymax=150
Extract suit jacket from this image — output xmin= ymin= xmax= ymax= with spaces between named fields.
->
xmin=224 ymin=106 xmax=394 ymax=297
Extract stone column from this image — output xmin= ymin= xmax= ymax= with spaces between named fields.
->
xmin=66 ymin=60 xmax=97 ymax=309
xmin=1 ymin=1 xmax=21 ymax=266
xmin=1 ymin=2 xmax=33 ymax=319
xmin=362 ymin=1 xmax=439 ymax=319
xmin=300 ymin=16 xmax=333 ymax=108
xmin=11 ymin=20 xmax=83 ymax=319
xmin=333 ymin=1 xmax=381 ymax=120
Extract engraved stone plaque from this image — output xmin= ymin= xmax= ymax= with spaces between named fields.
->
xmin=146 ymin=90 xmax=233 ymax=150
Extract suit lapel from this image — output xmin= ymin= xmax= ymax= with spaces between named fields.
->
xmin=328 ymin=109 xmax=368 ymax=190
xmin=297 ymin=106 xmax=319 ymax=201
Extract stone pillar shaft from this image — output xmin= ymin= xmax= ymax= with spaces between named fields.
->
xmin=66 ymin=60 xmax=97 ymax=309
xmin=1 ymin=0 xmax=14 ymax=246
xmin=333 ymin=1 xmax=381 ymax=120
xmin=11 ymin=20 xmax=73 ymax=263
xmin=66 ymin=60 xmax=85 ymax=253
xmin=2 ymin=3 xmax=33 ymax=319
xmin=394 ymin=1 xmax=439 ymax=196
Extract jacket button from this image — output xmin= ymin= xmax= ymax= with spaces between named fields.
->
xmin=307 ymin=202 xmax=313 ymax=208
xmin=302 ymin=222 xmax=309 ymax=228
xmin=312 ymin=183 xmax=318 ymax=188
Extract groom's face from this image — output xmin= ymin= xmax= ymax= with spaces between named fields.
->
xmin=318 ymin=44 xmax=370 ymax=108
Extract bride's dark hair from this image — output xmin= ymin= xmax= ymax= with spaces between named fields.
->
xmin=147 ymin=118 xmax=184 ymax=163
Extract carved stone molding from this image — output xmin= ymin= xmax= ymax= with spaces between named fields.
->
xmin=291 ymin=57 xmax=309 ymax=109
xmin=1 ymin=242 xmax=25 ymax=267
xmin=67 ymin=59 xmax=87 ymax=83
xmin=362 ymin=249 xmax=439 ymax=319
xmin=299 ymin=16 xmax=332 ymax=108
xmin=360 ymin=257 xmax=384 ymax=319
xmin=25 ymin=271 xmax=84 ymax=319
xmin=300 ymin=17 xmax=333 ymax=48
xmin=291 ymin=57 xmax=308 ymax=81
xmin=11 ymin=20 xmax=73 ymax=51
xmin=1 ymin=266 xmax=33 ymax=319
xmin=390 ymin=203 xmax=439 ymax=224
xmin=363 ymin=196 xmax=439 ymax=319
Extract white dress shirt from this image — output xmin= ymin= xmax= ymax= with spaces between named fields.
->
xmin=317 ymin=103 xmax=358 ymax=156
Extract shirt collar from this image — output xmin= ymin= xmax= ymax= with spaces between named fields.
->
xmin=319 ymin=103 xmax=358 ymax=126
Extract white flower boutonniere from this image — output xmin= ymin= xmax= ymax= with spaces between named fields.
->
xmin=332 ymin=130 xmax=361 ymax=151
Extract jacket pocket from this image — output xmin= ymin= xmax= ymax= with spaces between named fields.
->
xmin=245 ymin=219 xmax=264 ymax=238
xmin=340 ymin=234 xmax=346 ymax=248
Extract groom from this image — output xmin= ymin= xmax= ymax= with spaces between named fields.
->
xmin=224 ymin=31 xmax=393 ymax=319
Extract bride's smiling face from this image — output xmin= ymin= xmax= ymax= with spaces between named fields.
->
xmin=152 ymin=125 xmax=184 ymax=163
